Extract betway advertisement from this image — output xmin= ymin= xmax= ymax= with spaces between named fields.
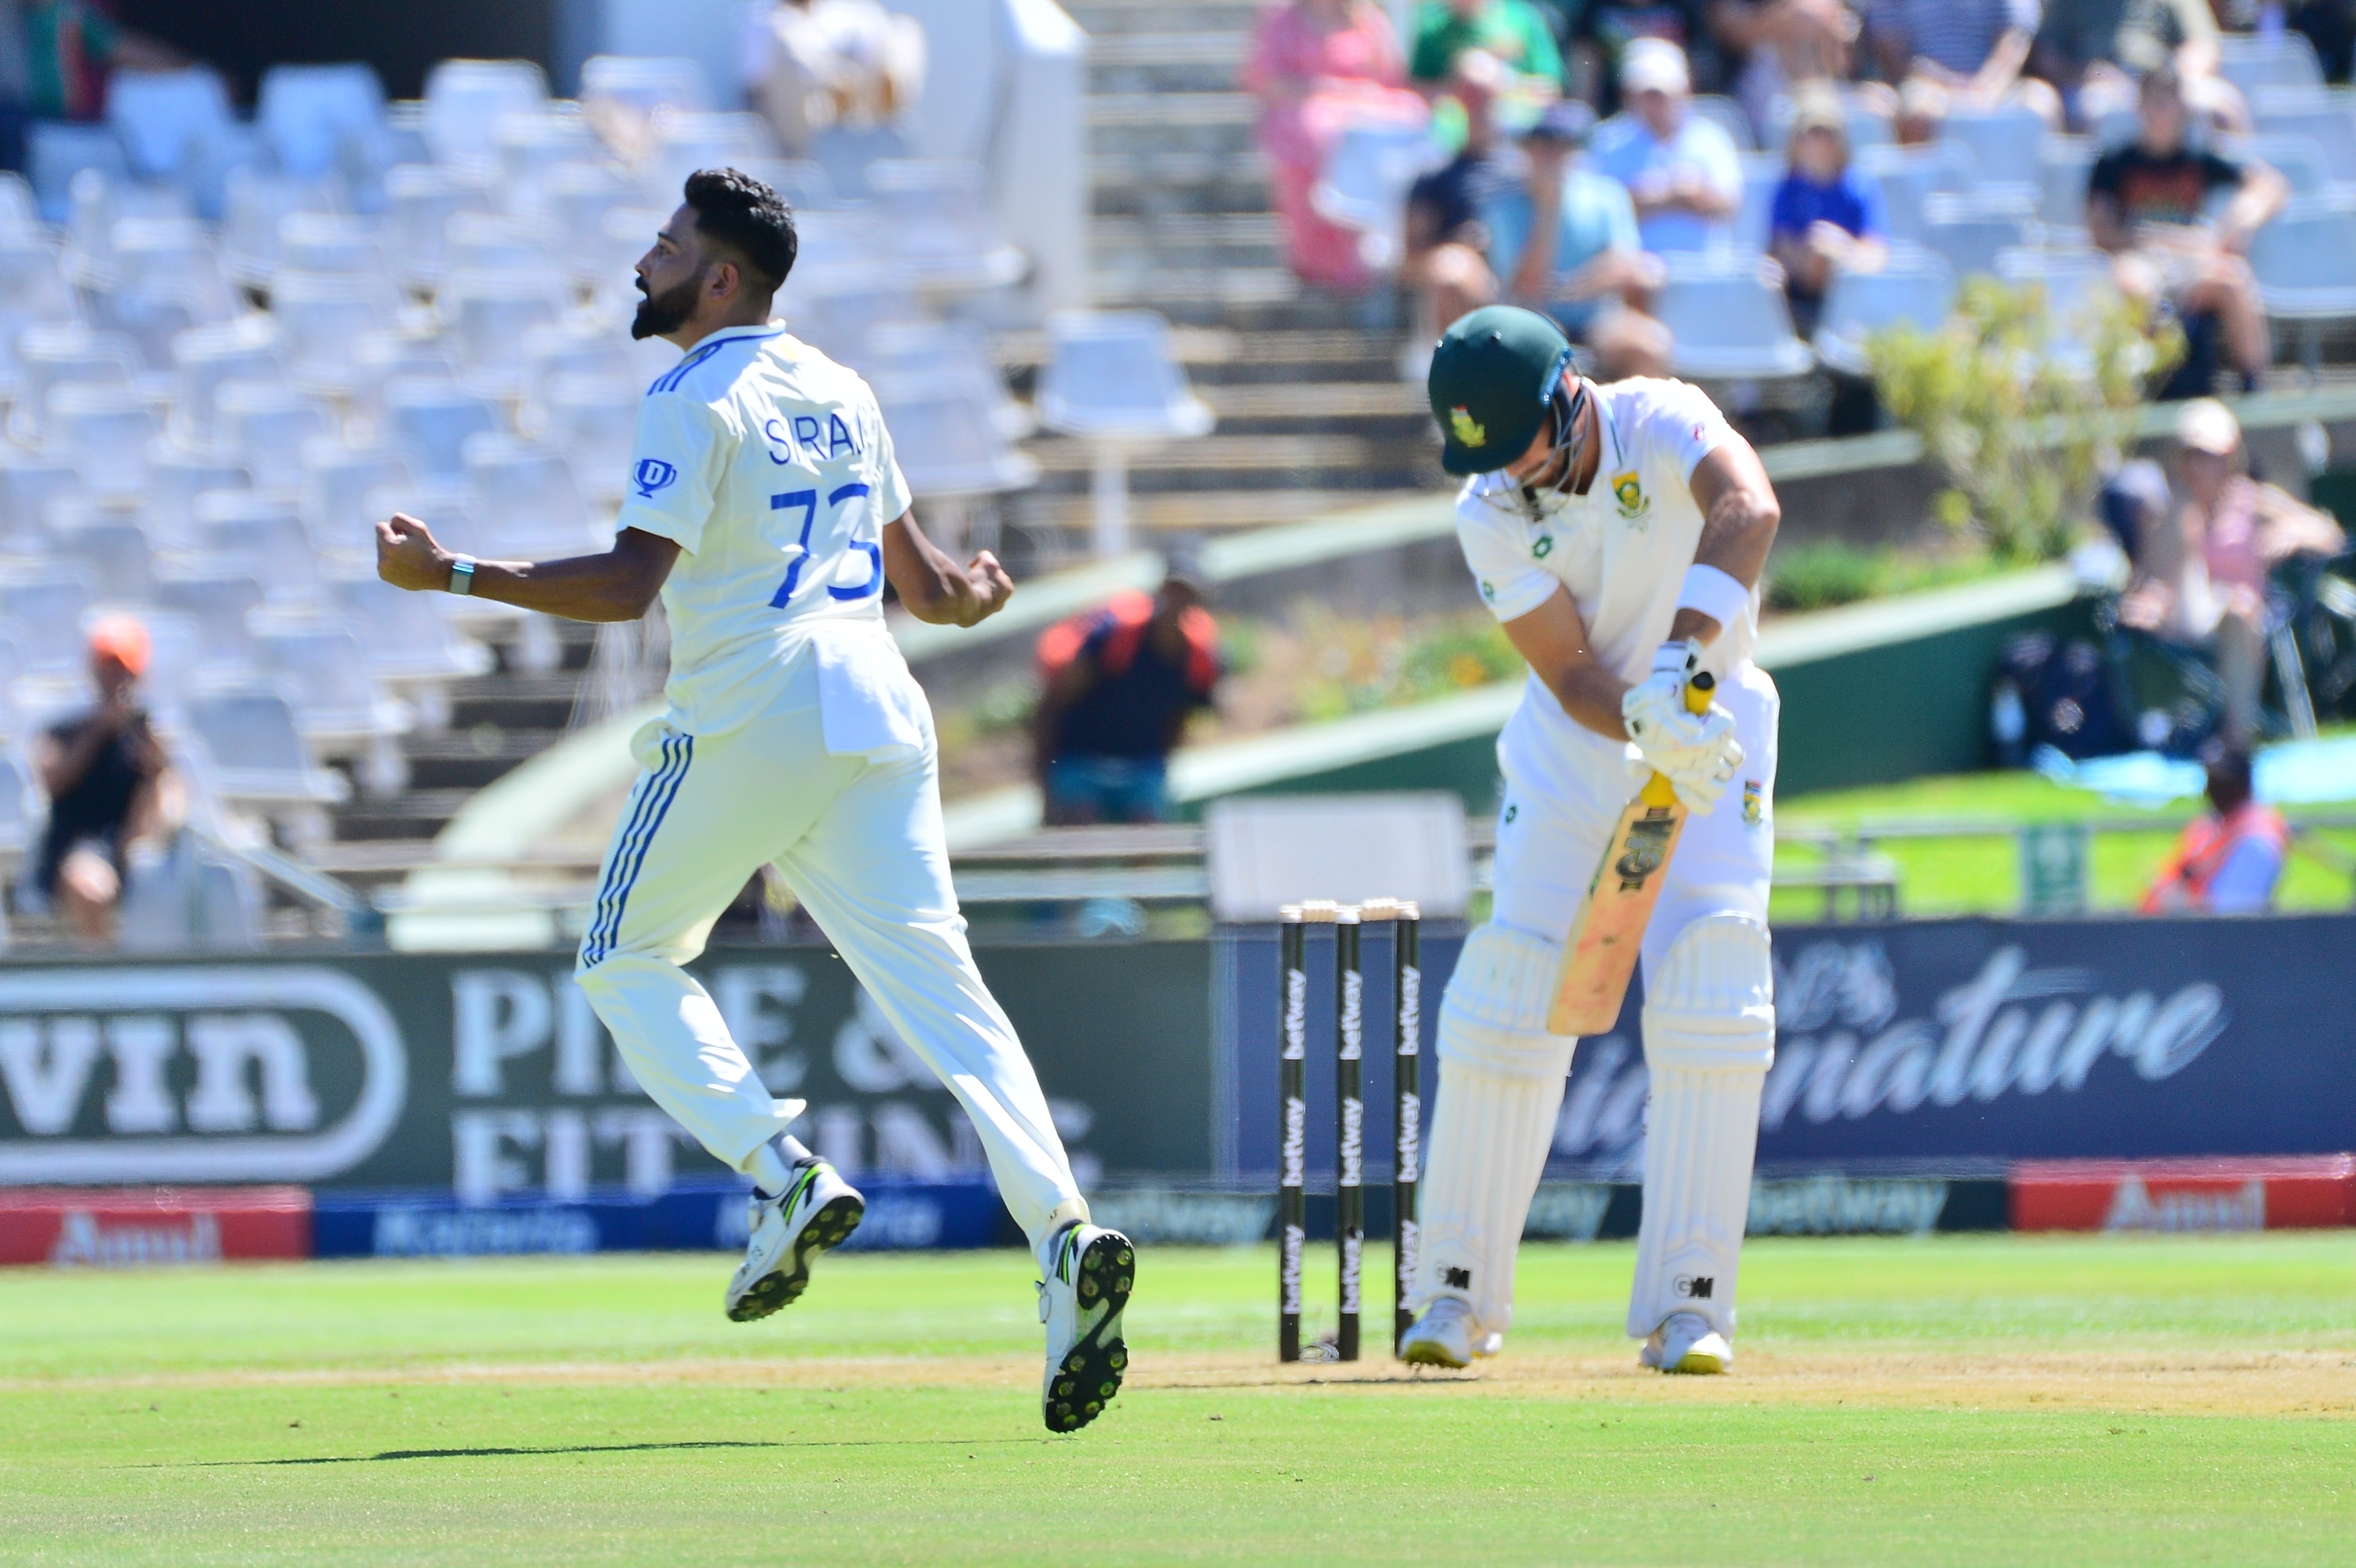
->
xmin=1224 ymin=915 xmax=2356 ymax=1182
xmin=0 ymin=943 xmax=1213 ymax=1196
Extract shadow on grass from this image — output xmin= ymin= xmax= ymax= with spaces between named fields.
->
xmin=174 ymin=1437 xmax=1053 ymax=1467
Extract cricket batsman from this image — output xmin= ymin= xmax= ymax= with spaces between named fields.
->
xmin=375 ymin=169 xmax=1132 ymax=1433
xmin=1399 ymin=306 xmax=1779 ymax=1374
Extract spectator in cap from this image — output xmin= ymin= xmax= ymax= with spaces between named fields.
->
xmin=1032 ymin=551 xmax=1223 ymax=827
xmin=1585 ymin=38 xmax=1743 ymax=254
xmin=2118 ymin=399 xmax=2343 ymax=747
xmin=1243 ymin=0 xmax=1429 ymax=291
xmin=1483 ymin=97 xmax=1674 ymax=378
xmin=1403 ymin=51 xmax=1525 ymax=339
xmin=32 ymin=615 xmax=181 ymax=945
xmin=2140 ymin=746 xmax=2287 ymax=914
xmin=1768 ymin=86 xmax=1888 ymax=334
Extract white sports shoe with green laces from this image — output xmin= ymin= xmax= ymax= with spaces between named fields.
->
xmin=1036 ymin=1222 xmax=1135 ymax=1433
xmin=723 ymin=1159 xmax=864 ymax=1323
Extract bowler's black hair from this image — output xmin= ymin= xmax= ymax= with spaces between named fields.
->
xmin=682 ymin=166 xmax=797 ymax=294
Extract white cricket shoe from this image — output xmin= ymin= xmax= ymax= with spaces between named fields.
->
xmin=1037 ymin=1222 xmax=1135 ymax=1433
xmin=1640 ymin=1310 xmax=1732 ymax=1374
xmin=1399 ymin=1298 xmax=1498 ymax=1368
xmin=723 ymin=1159 xmax=864 ymax=1323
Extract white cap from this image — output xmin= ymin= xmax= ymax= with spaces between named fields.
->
xmin=1619 ymin=37 xmax=1690 ymax=97
xmin=2176 ymin=397 xmax=2241 ymax=455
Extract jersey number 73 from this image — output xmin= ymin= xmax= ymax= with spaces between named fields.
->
xmin=769 ymin=483 xmax=883 ymax=607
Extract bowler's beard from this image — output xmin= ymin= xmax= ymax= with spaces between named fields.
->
xmin=631 ymin=274 xmax=700 ymax=341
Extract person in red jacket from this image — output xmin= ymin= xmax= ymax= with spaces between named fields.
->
xmin=1033 ymin=557 xmax=1220 ymax=826
xmin=2142 ymin=747 xmax=2287 ymax=915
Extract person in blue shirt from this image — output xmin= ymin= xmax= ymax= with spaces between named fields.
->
xmin=1482 ymin=97 xmax=1673 ymax=378
xmin=1583 ymin=38 xmax=1742 ymax=254
xmin=1766 ymin=89 xmax=1887 ymax=333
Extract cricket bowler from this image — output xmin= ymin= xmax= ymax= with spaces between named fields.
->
xmin=375 ymin=168 xmax=1132 ymax=1433
xmin=1399 ymin=305 xmax=1780 ymax=1374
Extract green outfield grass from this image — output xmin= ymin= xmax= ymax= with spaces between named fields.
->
xmin=1772 ymin=768 xmax=2356 ymax=920
xmin=2 ymin=1235 xmax=2353 ymax=1566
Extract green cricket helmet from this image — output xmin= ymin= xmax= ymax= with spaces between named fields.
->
xmin=1426 ymin=305 xmax=1575 ymax=476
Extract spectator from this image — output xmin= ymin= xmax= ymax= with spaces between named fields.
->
xmin=1033 ymin=561 xmax=1221 ymax=827
xmin=1403 ymin=51 xmax=1524 ymax=338
xmin=2031 ymin=0 xmax=2228 ymax=129
xmin=749 ymin=0 xmax=927 ymax=159
xmin=1409 ymin=0 xmax=1568 ymax=92
xmin=2118 ymin=399 xmax=2344 ymax=747
xmin=1243 ymin=0 xmax=1427 ymax=292
xmin=2139 ymin=747 xmax=2286 ymax=912
xmin=1484 ymin=98 xmax=1674 ymax=376
xmin=1867 ymin=0 xmax=2064 ymax=131
xmin=1569 ymin=0 xmax=1714 ymax=112
xmin=1586 ymin=38 xmax=1743 ymax=254
xmin=1768 ymin=87 xmax=1887 ymax=334
xmin=1708 ymin=0 xmax=1865 ymax=135
xmin=31 ymin=616 xmax=181 ymax=945
xmin=2087 ymin=64 xmax=2285 ymax=397
xmin=18 ymin=0 xmax=177 ymax=122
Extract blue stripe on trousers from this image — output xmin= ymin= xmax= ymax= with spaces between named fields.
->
xmin=584 ymin=733 xmax=693 ymax=965
xmin=583 ymin=735 xmax=675 ymax=963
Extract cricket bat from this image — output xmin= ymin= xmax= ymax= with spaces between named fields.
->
xmin=1545 ymin=671 xmax=1716 ymax=1036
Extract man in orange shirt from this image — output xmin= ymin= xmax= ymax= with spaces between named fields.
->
xmin=2142 ymin=747 xmax=2286 ymax=915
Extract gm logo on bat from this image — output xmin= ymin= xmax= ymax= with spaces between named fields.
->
xmin=633 ymin=458 xmax=679 ymax=499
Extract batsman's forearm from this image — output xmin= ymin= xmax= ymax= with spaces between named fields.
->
xmin=1545 ymin=663 xmax=1632 ymax=742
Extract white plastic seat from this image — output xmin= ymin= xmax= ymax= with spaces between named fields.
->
xmin=0 ymin=572 xmax=95 ymax=677
xmin=169 ymin=314 xmax=284 ymax=448
xmin=1307 ymin=123 xmax=1446 ymax=274
xmin=1687 ymin=94 xmax=1757 ymax=151
xmin=328 ymin=574 xmax=494 ymax=695
xmin=1809 ymin=244 xmax=1960 ymax=371
xmin=153 ymin=570 xmax=265 ymax=676
xmin=642 ymin=112 xmax=778 ymax=207
xmin=581 ymin=204 xmax=671 ymax=311
xmin=2249 ymin=198 xmax=2356 ymax=367
xmin=302 ymin=440 xmax=412 ymax=557
xmin=1922 ymin=196 xmax=2038 ymax=277
xmin=462 ymin=433 xmax=598 ymax=557
xmin=1736 ymin=153 xmax=1783 ymax=254
xmin=46 ymin=507 xmax=154 ymax=603
xmin=142 ymin=451 xmax=251 ymax=552
xmin=1765 ymin=93 xmax=1894 ymax=153
xmin=1036 ymin=311 xmax=1211 ymax=556
xmin=183 ymin=686 xmax=349 ymax=806
xmin=277 ymin=212 xmax=390 ymax=278
xmin=2220 ymin=133 xmax=2336 ymax=199
xmin=2039 ymin=136 xmax=2098 ymax=229
xmin=538 ymin=374 xmax=641 ymax=500
xmin=218 ymin=168 xmax=343 ymax=290
xmin=1937 ymin=106 xmax=2048 ymax=203
xmin=191 ymin=490 xmax=320 ymax=601
xmin=250 ymin=622 xmax=413 ymax=757
xmin=269 ymin=269 xmax=404 ymax=399
xmin=735 ymin=159 xmax=838 ymax=213
xmin=105 ymin=68 xmax=238 ymax=182
xmin=0 ymin=455 xmax=84 ymax=553
xmin=46 ymin=382 xmax=158 ymax=492
xmin=109 ymin=216 xmax=232 ymax=313
xmin=382 ymin=163 xmax=496 ymax=291
xmin=580 ymin=55 xmax=713 ymax=125
xmin=2252 ymin=93 xmax=2356 ymax=187
xmin=385 ymin=378 xmax=503 ymax=481
xmin=446 ymin=212 xmax=551 ymax=273
xmin=258 ymin=63 xmax=389 ymax=179
xmin=778 ymin=207 xmax=890 ymax=293
xmin=0 ymin=232 xmax=75 ymax=338
xmin=865 ymin=320 xmax=1031 ymax=440
xmin=870 ymin=373 xmax=1040 ymax=499
xmin=216 ymin=380 xmax=333 ymax=492
xmin=9 ymin=324 xmax=137 ymax=445
xmin=519 ymin=320 xmax=637 ymax=412
xmin=438 ymin=269 xmax=566 ymax=397
xmin=423 ymin=59 xmax=550 ymax=174
xmin=1853 ymin=144 xmax=1947 ymax=246
xmin=495 ymin=107 xmax=600 ymax=196
xmin=1996 ymin=244 xmax=2113 ymax=370
xmin=1656 ymin=256 xmax=1816 ymax=380
xmin=0 ymin=172 xmax=38 ymax=234
xmin=533 ymin=162 xmax=635 ymax=284
xmin=2218 ymin=33 xmax=2325 ymax=98
xmin=27 ymin=124 xmax=130 ymax=224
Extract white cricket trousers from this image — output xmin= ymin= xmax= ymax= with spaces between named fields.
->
xmin=572 ymin=654 xmax=1083 ymax=1248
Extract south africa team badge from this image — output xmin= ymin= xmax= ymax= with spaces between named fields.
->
xmin=1742 ymin=780 xmax=1764 ymax=828
xmin=1612 ymin=470 xmax=1650 ymax=525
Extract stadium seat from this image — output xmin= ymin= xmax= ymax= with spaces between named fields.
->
xmin=104 ymin=68 xmax=240 ymax=183
xmin=736 ymin=159 xmax=839 ymax=214
xmin=492 ymin=107 xmax=600 ymax=197
xmin=9 ymin=323 xmax=137 ymax=445
xmin=250 ymin=623 xmax=414 ymax=778
xmin=45 ymin=382 xmax=159 ymax=492
xmin=382 ymin=163 xmax=496 ymax=291
xmin=0 ymin=753 xmax=35 ymax=854
xmin=533 ymin=161 xmax=634 ymax=286
xmin=871 ymin=371 xmax=1041 ymax=501
xmin=276 ymin=213 xmax=389 ymax=279
xmin=27 ymin=123 xmax=131 ymax=225
xmin=423 ymin=59 xmax=550 ymax=173
xmin=0 ymin=232 xmax=78 ymax=349
xmin=866 ymin=160 xmax=1028 ymax=293
xmin=328 ymin=576 xmax=493 ymax=729
xmin=439 ymin=269 xmax=566 ymax=397
xmin=0 ymin=571 xmax=95 ymax=678
xmin=300 ymin=440 xmax=411 ymax=561
xmin=1765 ymin=91 xmax=1894 ymax=152
xmin=142 ymin=451 xmax=251 ymax=552
xmin=269 ymin=270 xmax=397 ymax=397
xmin=2252 ymin=93 xmax=2356 ymax=186
xmin=1308 ymin=121 xmax=1447 ymax=274
xmin=46 ymin=507 xmax=154 ymax=604
xmin=1852 ymin=144 xmax=1942 ymax=245
xmin=385 ymin=378 xmax=503 ymax=483
xmin=536 ymin=374 xmax=640 ymax=502
xmin=867 ymin=319 xmax=1033 ymax=440
xmin=169 ymin=314 xmax=285 ymax=448
xmin=1735 ymin=153 xmax=1782 ymax=253
xmin=153 ymin=569 xmax=266 ymax=678
xmin=216 ymin=379 xmax=335 ymax=492
xmin=580 ymin=54 xmax=713 ymax=122
xmin=191 ymin=491 xmax=320 ymax=601
xmin=1922 ymin=196 xmax=2038 ymax=277
xmin=0 ymin=453 xmax=82 ymax=552
xmin=108 ymin=215 xmax=234 ymax=314
xmin=1997 ymin=245 xmax=2114 ymax=368
xmin=2218 ymin=32 xmax=2325 ymax=97
xmin=1654 ymin=254 xmax=1816 ymax=380
xmin=462 ymin=433 xmax=599 ymax=558
xmin=642 ymin=112 xmax=779 ymax=210
xmin=1036 ymin=310 xmax=1213 ymax=556
xmin=1687 ymin=94 xmax=1756 ymax=151
xmin=2040 ymin=136 xmax=2098 ymax=231
xmin=2219 ymin=133 xmax=2337 ymax=199
xmin=183 ymin=686 xmax=352 ymax=810
xmin=257 ymin=63 xmax=389 ymax=179
xmin=2248 ymin=198 xmax=2356 ymax=367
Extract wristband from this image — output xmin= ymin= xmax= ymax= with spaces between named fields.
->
xmin=448 ymin=555 xmax=476 ymax=596
xmin=1675 ymin=563 xmax=1750 ymax=634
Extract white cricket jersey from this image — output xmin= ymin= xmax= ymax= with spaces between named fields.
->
xmin=1454 ymin=376 xmax=1762 ymax=787
xmin=615 ymin=323 xmax=916 ymax=743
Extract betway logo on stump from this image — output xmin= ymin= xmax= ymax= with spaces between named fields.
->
xmin=0 ymin=967 xmax=405 ymax=1183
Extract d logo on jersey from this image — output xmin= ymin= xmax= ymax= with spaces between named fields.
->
xmin=633 ymin=458 xmax=679 ymax=499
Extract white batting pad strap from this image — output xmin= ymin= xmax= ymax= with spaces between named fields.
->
xmin=1626 ymin=915 xmax=1775 ymax=1341
xmin=1440 ymin=922 xmax=1567 ymax=1040
xmin=1408 ymin=1056 xmax=1569 ymax=1336
xmin=1639 ymin=913 xmax=1776 ymax=1071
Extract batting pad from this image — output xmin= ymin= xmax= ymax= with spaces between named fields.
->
xmin=1626 ymin=913 xmax=1775 ymax=1342
xmin=1412 ymin=923 xmax=1577 ymax=1334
